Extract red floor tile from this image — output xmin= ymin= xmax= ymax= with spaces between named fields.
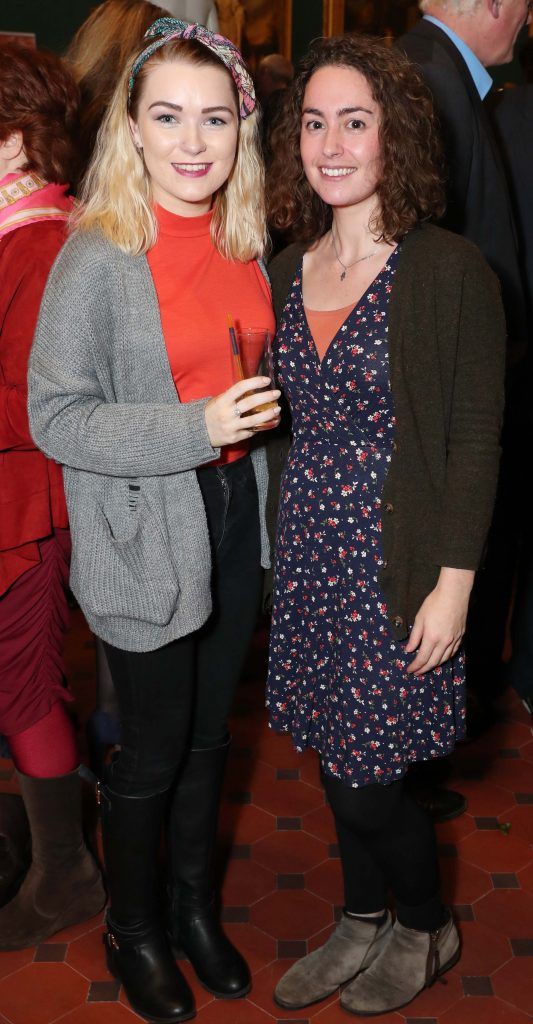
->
xmin=53 ymin=1006 xmax=138 ymax=1024
xmin=456 ymin=920 xmax=513 ymax=975
xmin=520 ymin=739 xmax=533 ymax=762
xmin=481 ymin=758 xmax=533 ymax=792
xmin=503 ymin=805 xmax=533 ymax=845
xmin=53 ymin=910 xmax=106 ymax=944
xmin=1 ymin=612 xmax=530 ymax=1024
xmin=440 ymin=995 xmax=531 ymax=1023
xmin=221 ymin=857 xmax=276 ymax=906
xmin=474 ymin=888 xmax=533 ymax=937
xmin=458 ymin=830 xmax=532 ymax=874
xmin=314 ymin=1001 xmax=403 ymax=1023
xmin=298 ymin=751 xmax=323 ymax=789
xmin=516 ymin=860 xmax=533 ymax=894
xmin=0 ymin=947 xmax=34 ymax=982
xmin=449 ymin=780 xmax=515 ymax=818
xmin=305 ymin=859 xmax=345 ymax=906
xmin=492 ymin=956 xmax=533 ymax=1016
xmin=252 ymin=829 xmax=329 ymax=875
xmin=483 ymin=719 xmax=533 ymax=750
xmin=196 ymin=1000 xmax=274 ymax=1022
xmin=66 ymin=924 xmax=108 ymax=981
xmin=250 ymin=775 xmax=325 ymax=818
xmin=251 ymin=889 xmax=333 ymax=941
xmin=243 ymin=759 xmax=277 ymax=787
xmin=0 ymin=963 xmax=89 ymax=1024
xmin=218 ymin=803 xmax=276 ymax=845
xmin=301 ymin=804 xmax=337 ymax=845
xmin=252 ymin=728 xmax=305 ymax=770
xmin=440 ymin=856 xmax=493 ymax=904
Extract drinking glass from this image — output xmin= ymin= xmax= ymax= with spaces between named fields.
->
xmin=234 ymin=328 xmax=278 ymax=429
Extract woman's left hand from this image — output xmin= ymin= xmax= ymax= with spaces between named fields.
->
xmin=405 ymin=567 xmax=475 ymax=676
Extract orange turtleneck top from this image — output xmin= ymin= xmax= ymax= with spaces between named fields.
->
xmin=147 ymin=204 xmax=275 ymax=465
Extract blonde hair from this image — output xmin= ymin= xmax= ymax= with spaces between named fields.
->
xmin=73 ymin=38 xmax=267 ymax=260
xmin=65 ymin=0 xmax=169 ymax=168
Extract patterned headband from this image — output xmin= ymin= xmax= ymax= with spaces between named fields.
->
xmin=128 ymin=17 xmax=256 ymax=119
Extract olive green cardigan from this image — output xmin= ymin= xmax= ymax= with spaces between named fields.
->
xmin=266 ymin=223 xmax=506 ymax=639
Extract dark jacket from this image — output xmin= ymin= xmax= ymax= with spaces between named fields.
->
xmin=493 ymin=84 xmax=533 ymax=324
xmin=398 ymin=18 xmax=527 ymax=358
xmin=266 ymin=223 xmax=506 ymax=640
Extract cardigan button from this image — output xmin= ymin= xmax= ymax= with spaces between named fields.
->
xmin=393 ymin=615 xmax=404 ymax=629
xmin=381 ymin=560 xmax=388 ymax=569
xmin=384 ymin=502 xmax=394 ymax=514
xmin=392 ymin=441 xmax=398 ymax=453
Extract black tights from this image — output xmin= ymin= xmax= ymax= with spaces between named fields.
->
xmin=324 ymin=774 xmax=444 ymax=932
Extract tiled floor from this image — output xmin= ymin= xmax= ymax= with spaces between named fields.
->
xmin=0 ymin=611 xmax=532 ymax=1023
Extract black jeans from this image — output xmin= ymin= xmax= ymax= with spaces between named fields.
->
xmin=103 ymin=455 xmax=263 ymax=798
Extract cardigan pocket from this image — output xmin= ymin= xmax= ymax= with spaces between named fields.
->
xmin=69 ymin=475 xmax=181 ymax=628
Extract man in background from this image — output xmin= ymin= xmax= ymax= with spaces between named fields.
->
xmin=399 ymin=0 xmax=531 ymax=822
xmin=400 ymin=0 xmax=529 ymax=349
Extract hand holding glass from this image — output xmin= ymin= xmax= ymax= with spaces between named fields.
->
xmin=234 ymin=329 xmax=279 ymax=430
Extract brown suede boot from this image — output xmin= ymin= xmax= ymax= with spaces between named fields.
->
xmin=0 ymin=794 xmax=31 ymax=907
xmin=340 ymin=913 xmax=460 ymax=1015
xmin=0 ymin=769 xmax=106 ymax=950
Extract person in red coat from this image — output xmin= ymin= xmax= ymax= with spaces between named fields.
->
xmin=0 ymin=43 xmax=105 ymax=948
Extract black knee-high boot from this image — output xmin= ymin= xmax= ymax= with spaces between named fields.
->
xmin=167 ymin=738 xmax=251 ymax=998
xmin=101 ymin=784 xmax=195 ymax=1023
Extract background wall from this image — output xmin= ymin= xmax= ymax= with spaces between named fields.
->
xmin=0 ymin=0 xmax=96 ymax=53
xmin=0 ymin=0 xmax=527 ymax=82
xmin=291 ymin=0 xmax=322 ymax=64
xmin=0 ymin=0 xmax=323 ymax=58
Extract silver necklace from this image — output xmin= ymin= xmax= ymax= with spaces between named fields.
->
xmin=331 ymin=230 xmax=380 ymax=282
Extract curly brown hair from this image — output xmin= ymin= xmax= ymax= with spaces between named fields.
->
xmin=0 ymin=44 xmax=79 ymax=185
xmin=266 ymin=35 xmax=445 ymax=244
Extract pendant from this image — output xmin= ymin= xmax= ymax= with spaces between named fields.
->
xmin=340 ymin=270 xmax=346 ymax=281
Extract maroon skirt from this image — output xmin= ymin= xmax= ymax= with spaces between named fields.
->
xmin=0 ymin=529 xmax=73 ymax=736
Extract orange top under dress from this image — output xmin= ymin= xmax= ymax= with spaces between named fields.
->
xmin=147 ymin=204 xmax=275 ymax=465
xmin=305 ymin=302 xmax=356 ymax=363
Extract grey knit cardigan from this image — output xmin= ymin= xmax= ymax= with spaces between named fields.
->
xmin=28 ymin=230 xmax=271 ymax=653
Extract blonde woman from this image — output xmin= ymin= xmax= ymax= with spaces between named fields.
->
xmin=28 ymin=19 xmax=279 ymax=1024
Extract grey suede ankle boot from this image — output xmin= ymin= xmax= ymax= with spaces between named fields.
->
xmin=340 ymin=912 xmax=460 ymax=1015
xmin=274 ymin=911 xmax=392 ymax=1010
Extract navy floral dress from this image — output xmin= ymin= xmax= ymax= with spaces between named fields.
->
xmin=266 ymin=248 xmax=466 ymax=788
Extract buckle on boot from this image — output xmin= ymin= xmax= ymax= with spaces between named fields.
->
xmin=95 ymin=780 xmax=112 ymax=811
xmin=105 ymin=931 xmax=120 ymax=951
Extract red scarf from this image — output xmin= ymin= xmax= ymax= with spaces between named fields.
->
xmin=0 ymin=171 xmax=72 ymax=239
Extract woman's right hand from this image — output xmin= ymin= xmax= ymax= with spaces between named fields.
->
xmin=205 ymin=377 xmax=281 ymax=448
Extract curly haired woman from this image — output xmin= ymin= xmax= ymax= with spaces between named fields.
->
xmin=265 ymin=35 xmax=505 ymax=1016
